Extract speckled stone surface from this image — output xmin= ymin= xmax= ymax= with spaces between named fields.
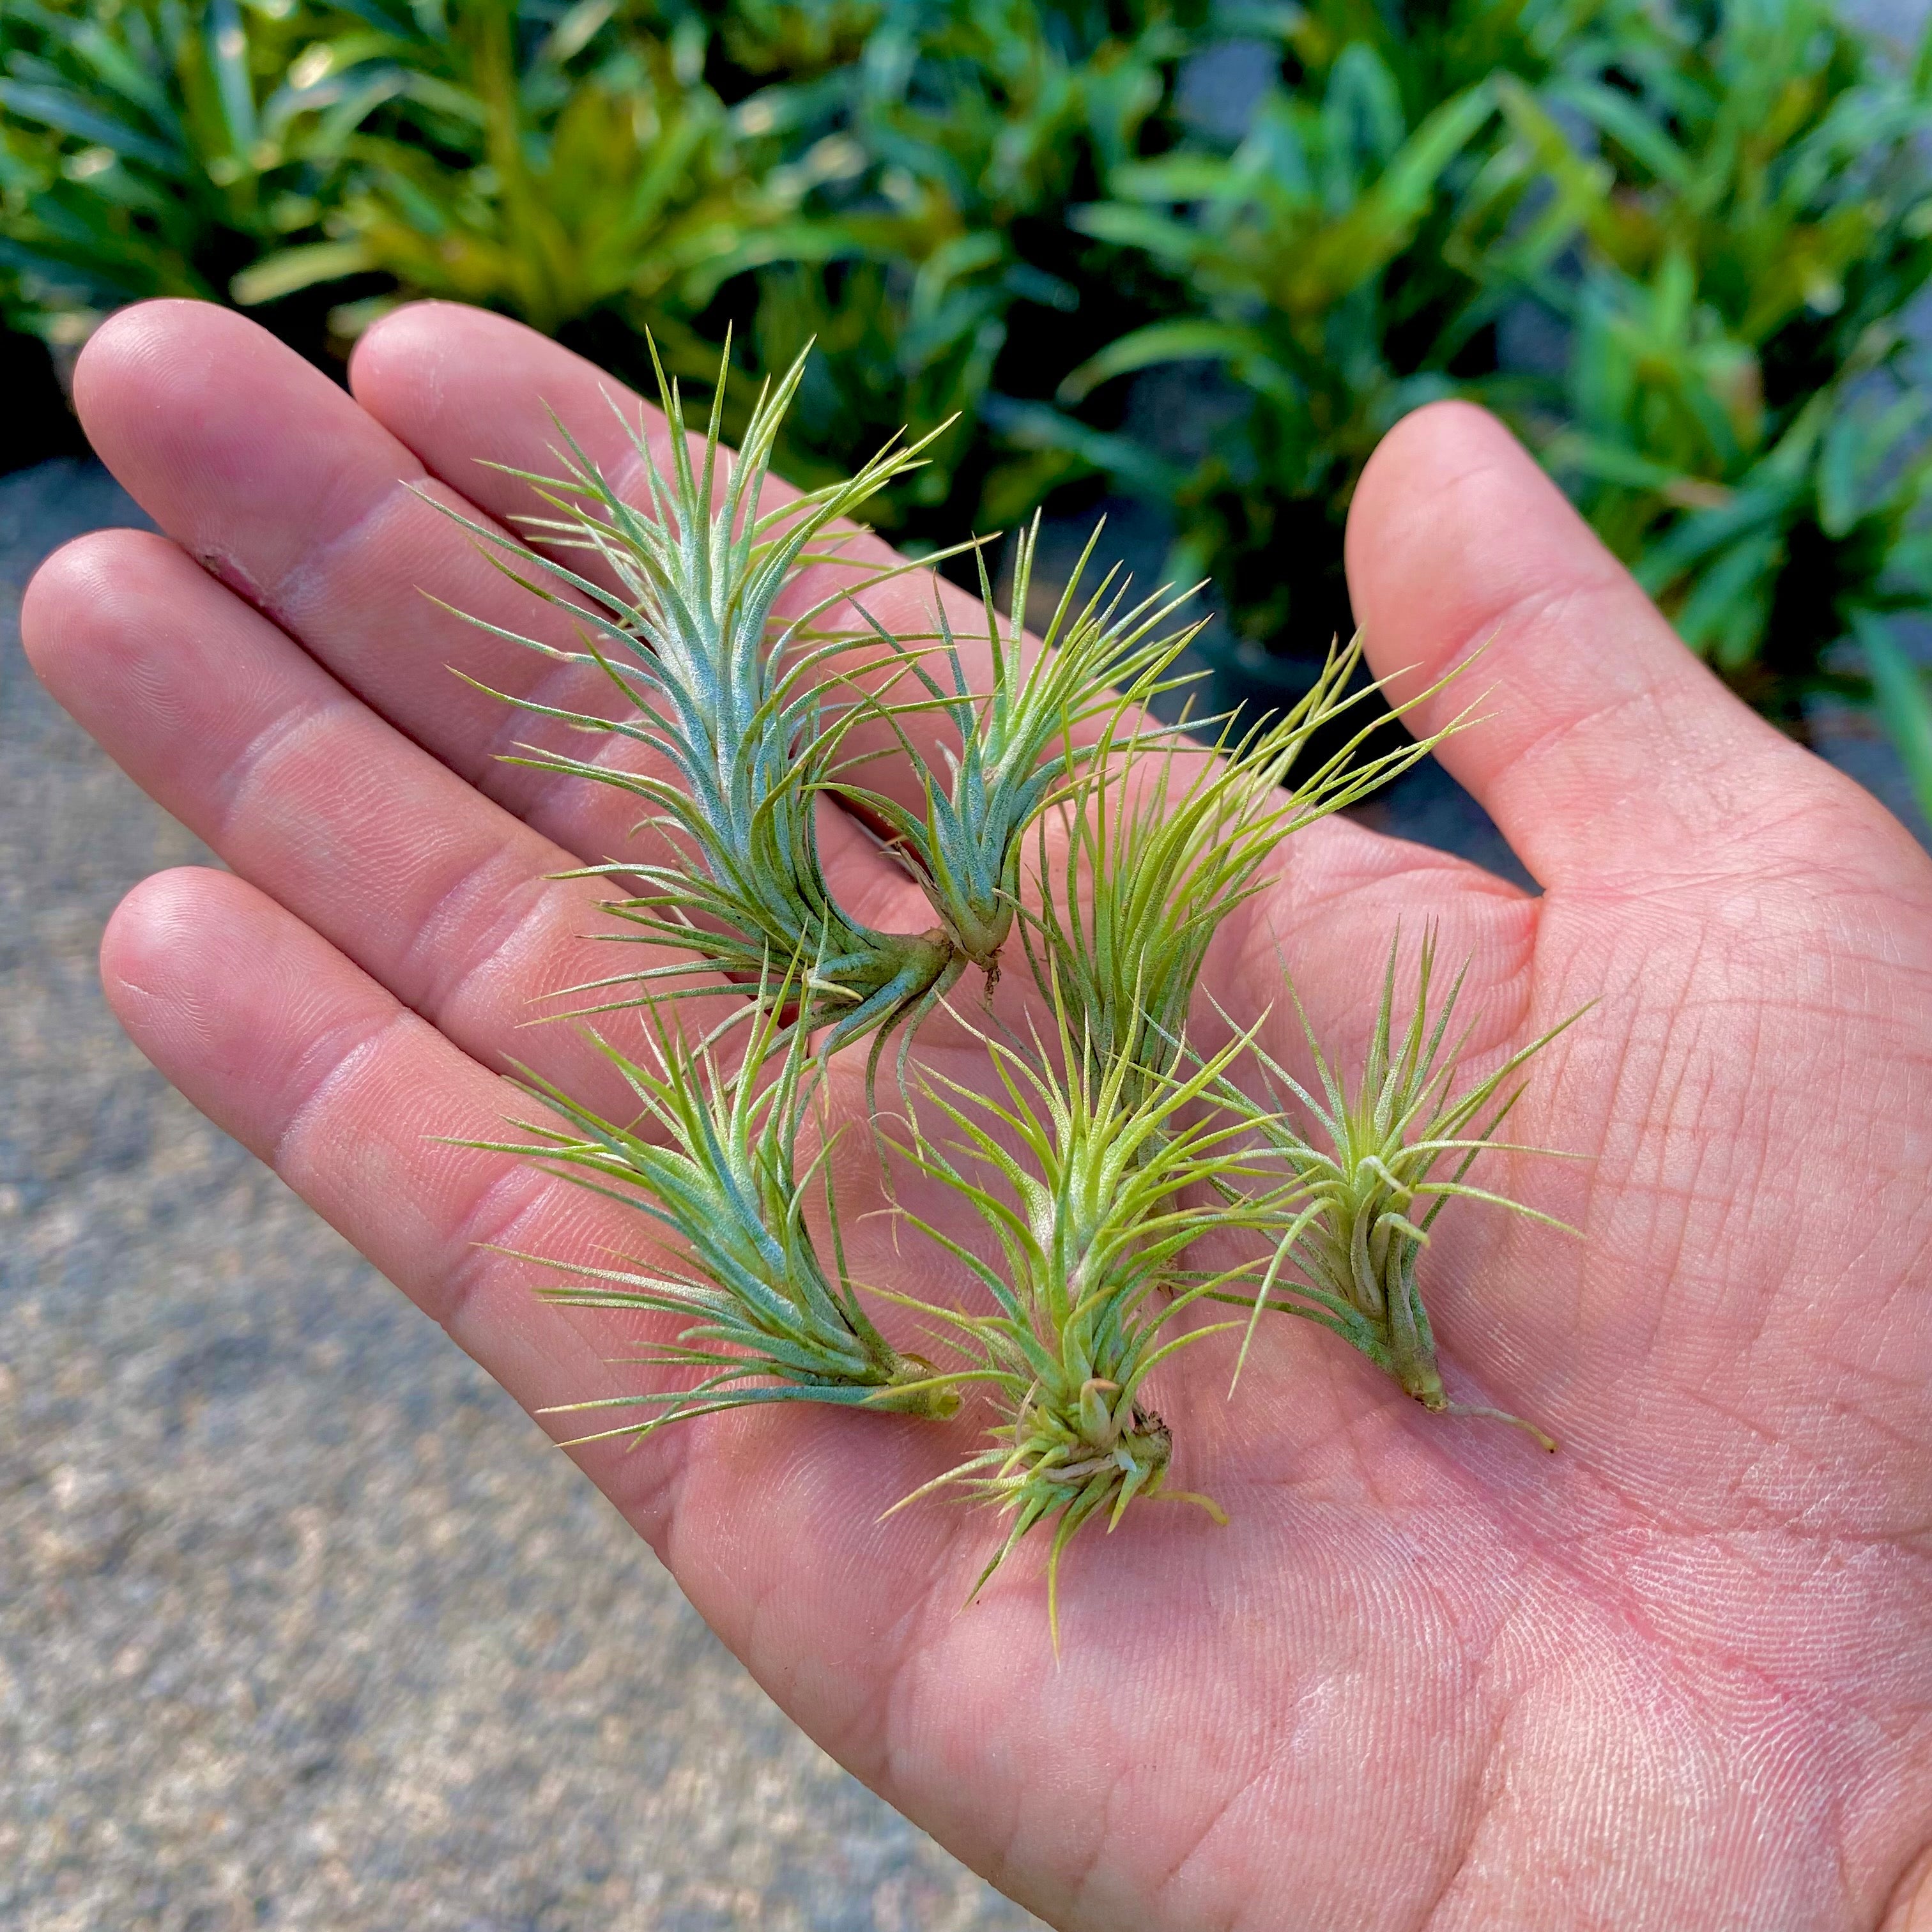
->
xmin=0 ymin=460 xmax=1045 ymax=1932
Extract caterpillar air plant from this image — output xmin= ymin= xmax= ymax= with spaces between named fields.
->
xmin=443 ymin=344 xmax=1580 ymax=1646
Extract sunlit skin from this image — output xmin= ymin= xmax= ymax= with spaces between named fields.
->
xmin=21 ymin=298 xmax=1932 ymax=1931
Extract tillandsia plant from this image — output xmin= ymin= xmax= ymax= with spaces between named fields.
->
xmin=442 ymin=337 xmax=1197 ymax=1075
xmin=443 ymin=346 xmax=1582 ymax=1634
xmin=472 ymin=976 xmax=964 ymax=1430
xmin=443 ymin=339 xmax=962 ymax=1059
xmin=832 ymin=516 xmax=1202 ymax=981
xmin=1022 ymin=632 xmax=1448 ymax=1091
xmin=882 ymin=1002 xmax=1277 ymax=1637
xmin=1221 ymin=930 xmax=1580 ymax=1448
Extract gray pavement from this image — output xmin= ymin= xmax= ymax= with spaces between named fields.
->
xmin=0 ymin=459 xmax=1043 ymax=1931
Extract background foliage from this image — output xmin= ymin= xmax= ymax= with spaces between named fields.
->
xmin=4 ymin=0 xmax=1932 ymax=808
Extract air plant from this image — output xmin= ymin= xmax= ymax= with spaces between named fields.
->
xmin=434 ymin=339 xmax=962 ymax=1065
xmin=833 ymin=516 xmax=1200 ymax=979
xmin=470 ymin=976 xmax=963 ymax=1436
xmin=882 ymin=1001 xmax=1284 ymax=1645
xmin=1223 ymin=930 xmax=1581 ymax=1449
xmin=438 ymin=339 xmax=1200 ymax=1077
xmin=1021 ymin=636 xmax=1453 ymax=1098
xmin=445 ymin=347 xmax=1581 ymax=1634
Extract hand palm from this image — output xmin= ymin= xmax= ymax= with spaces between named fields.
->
xmin=25 ymin=301 xmax=1932 ymax=1931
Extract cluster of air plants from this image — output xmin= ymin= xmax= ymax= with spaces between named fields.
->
xmin=447 ymin=348 xmax=1576 ymax=1642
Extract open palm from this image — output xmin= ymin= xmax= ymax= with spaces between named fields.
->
xmin=24 ymin=299 xmax=1932 ymax=1931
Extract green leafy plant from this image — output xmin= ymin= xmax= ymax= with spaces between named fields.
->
xmin=1486 ymin=0 xmax=1932 ymax=794
xmin=1047 ymin=54 xmax=1509 ymax=651
xmin=229 ymin=0 xmax=838 ymax=367
xmin=0 ymin=0 xmax=366 ymax=346
xmin=987 ymin=0 xmax=1615 ymax=652
xmin=1022 ymin=0 xmax=1932 ymax=810
xmin=11 ymin=0 xmax=1932 ymax=816
xmin=734 ymin=0 xmax=1184 ymax=539
xmin=702 ymin=0 xmax=882 ymax=80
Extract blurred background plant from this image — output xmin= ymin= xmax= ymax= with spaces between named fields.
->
xmin=4 ymin=0 xmax=1931 ymax=816
xmin=0 ymin=0 xmax=344 ymax=340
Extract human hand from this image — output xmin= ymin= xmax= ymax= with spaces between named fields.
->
xmin=23 ymin=298 xmax=1932 ymax=1931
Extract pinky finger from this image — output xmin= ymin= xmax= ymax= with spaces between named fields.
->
xmin=99 ymin=865 xmax=686 ymax=1517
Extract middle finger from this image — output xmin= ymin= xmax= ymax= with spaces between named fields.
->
xmin=22 ymin=526 xmax=920 ymax=1105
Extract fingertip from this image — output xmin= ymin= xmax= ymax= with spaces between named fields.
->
xmin=346 ymin=297 xmax=442 ymax=398
xmin=100 ymin=867 xmax=401 ymax=1144
xmin=1342 ymin=397 xmax=1801 ymax=882
xmin=1349 ymin=397 xmax=1498 ymax=545
xmin=72 ymin=299 xmax=282 ymax=449
xmin=19 ymin=528 xmax=111 ymax=677
xmin=1346 ymin=399 xmax=1627 ymax=703
xmin=21 ymin=527 xmax=173 ymax=677
xmin=69 ymin=296 xmax=195 ymax=420
xmin=66 ymin=298 xmax=431 ymax=617
xmin=1352 ymin=395 xmax=1556 ymax=512
xmin=353 ymin=296 xmax=509 ymax=366
xmin=349 ymin=300 xmax=558 ymax=426
xmin=1352 ymin=397 xmax=1530 ymax=504
xmin=347 ymin=300 xmax=671 ymax=551
xmin=100 ymin=866 xmax=236 ymax=1036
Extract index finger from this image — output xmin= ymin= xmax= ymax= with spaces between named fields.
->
xmin=348 ymin=302 xmax=1078 ymax=784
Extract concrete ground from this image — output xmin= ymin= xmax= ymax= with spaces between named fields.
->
xmin=2 ymin=452 xmax=1926 ymax=1932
